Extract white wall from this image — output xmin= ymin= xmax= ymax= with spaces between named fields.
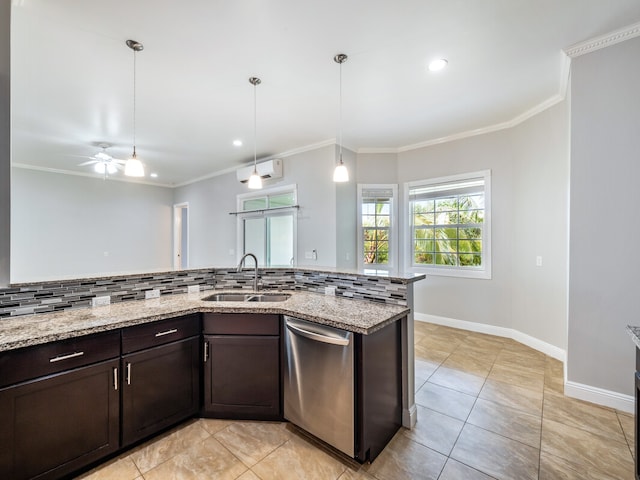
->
xmin=0 ymin=0 xmax=10 ymax=287
xmin=568 ymin=36 xmax=640 ymax=397
xmin=11 ymin=168 xmax=174 ymax=282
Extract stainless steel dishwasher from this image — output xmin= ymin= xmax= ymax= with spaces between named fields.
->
xmin=283 ymin=315 xmax=354 ymax=457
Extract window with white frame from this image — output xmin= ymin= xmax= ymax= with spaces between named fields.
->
xmin=236 ymin=186 xmax=297 ymax=267
xmin=357 ymin=184 xmax=398 ymax=272
xmin=406 ymin=170 xmax=491 ymax=279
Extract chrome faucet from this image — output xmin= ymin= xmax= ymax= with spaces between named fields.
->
xmin=236 ymin=253 xmax=259 ymax=291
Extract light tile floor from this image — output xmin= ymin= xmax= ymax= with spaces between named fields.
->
xmin=77 ymin=322 xmax=636 ymax=480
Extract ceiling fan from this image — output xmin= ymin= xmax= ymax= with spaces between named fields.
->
xmin=77 ymin=143 xmax=126 ymax=178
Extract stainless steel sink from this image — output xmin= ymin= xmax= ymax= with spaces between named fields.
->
xmin=202 ymin=293 xmax=291 ymax=302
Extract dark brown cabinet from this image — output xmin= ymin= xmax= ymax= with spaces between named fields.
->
xmin=0 ymin=331 xmax=120 ymax=480
xmin=121 ymin=314 xmax=201 ymax=446
xmin=202 ymin=313 xmax=281 ymax=419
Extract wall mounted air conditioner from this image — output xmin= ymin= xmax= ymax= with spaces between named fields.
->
xmin=237 ymin=159 xmax=283 ymax=183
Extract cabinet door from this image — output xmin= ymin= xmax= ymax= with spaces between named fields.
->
xmin=121 ymin=336 xmax=200 ymax=447
xmin=0 ymin=359 xmax=120 ymax=480
xmin=203 ymin=335 xmax=280 ymax=419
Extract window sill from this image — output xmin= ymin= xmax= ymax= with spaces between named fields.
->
xmin=409 ymin=266 xmax=492 ymax=280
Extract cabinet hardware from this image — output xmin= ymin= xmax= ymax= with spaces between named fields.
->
xmin=204 ymin=341 xmax=209 ymax=363
xmin=49 ymin=351 xmax=84 ymax=363
xmin=113 ymin=367 xmax=118 ymax=390
xmin=155 ymin=328 xmax=178 ymax=337
xmin=126 ymin=362 xmax=132 ymax=385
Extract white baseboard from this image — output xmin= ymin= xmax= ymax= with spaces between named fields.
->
xmin=415 ymin=313 xmax=566 ymax=362
xmin=403 ymin=404 xmax=418 ymax=429
xmin=415 ymin=313 xmax=635 ymax=413
xmin=564 ymin=381 xmax=634 ymax=414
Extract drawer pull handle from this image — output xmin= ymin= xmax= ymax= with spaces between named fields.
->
xmin=49 ymin=351 xmax=84 ymax=363
xmin=204 ymin=341 xmax=209 ymax=363
xmin=113 ymin=367 xmax=118 ymax=391
xmin=155 ymin=328 xmax=178 ymax=337
xmin=126 ymin=362 xmax=132 ymax=385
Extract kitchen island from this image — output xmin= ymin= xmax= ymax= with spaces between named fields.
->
xmin=0 ymin=289 xmax=415 ymax=479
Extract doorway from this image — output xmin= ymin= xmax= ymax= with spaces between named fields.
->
xmin=173 ymin=203 xmax=189 ymax=270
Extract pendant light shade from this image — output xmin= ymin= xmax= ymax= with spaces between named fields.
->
xmin=333 ymin=162 xmax=349 ymax=182
xmin=248 ymin=76 xmax=262 ymax=190
xmin=333 ymin=53 xmax=349 ymax=183
xmin=125 ymin=40 xmax=145 ymax=177
xmin=124 ymin=150 xmax=145 ymax=177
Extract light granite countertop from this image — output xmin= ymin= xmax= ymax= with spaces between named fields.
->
xmin=626 ymin=325 xmax=640 ymax=349
xmin=0 ymin=291 xmax=410 ymax=352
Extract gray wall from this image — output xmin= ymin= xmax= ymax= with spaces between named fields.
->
xmin=174 ymin=144 xmax=348 ymax=269
xmin=11 ymin=169 xmax=174 ymax=282
xmin=0 ymin=0 xmax=10 ymax=287
xmin=568 ymin=36 xmax=640 ymax=396
xmin=336 ymin=146 xmax=357 ymax=269
xmin=358 ymin=100 xmax=570 ymax=352
xmin=173 ymin=170 xmax=240 ymax=268
xmin=511 ymin=100 xmax=570 ymax=349
xmin=397 ymin=129 xmax=517 ymax=330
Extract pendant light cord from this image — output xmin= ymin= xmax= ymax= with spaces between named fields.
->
xmin=253 ymin=81 xmax=257 ymax=171
xmin=132 ymin=47 xmax=137 ymax=156
xmin=339 ymin=59 xmax=343 ymax=163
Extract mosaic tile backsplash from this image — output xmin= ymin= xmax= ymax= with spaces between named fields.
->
xmin=0 ymin=268 xmax=408 ymax=318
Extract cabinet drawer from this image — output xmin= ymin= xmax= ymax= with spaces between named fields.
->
xmin=122 ymin=314 xmax=201 ymax=354
xmin=203 ymin=313 xmax=280 ymax=335
xmin=0 ymin=330 xmax=120 ymax=388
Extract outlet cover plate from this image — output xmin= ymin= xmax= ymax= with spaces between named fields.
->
xmin=145 ymin=289 xmax=161 ymax=299
xmin=187 ymin=285 xmax=200 ymax=294
xmin=92 ymin=296 xmax=111 ymax=307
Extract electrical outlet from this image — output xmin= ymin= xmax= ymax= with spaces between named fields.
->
xmin=92 ymin=296 xmax=110 ymax=307
xmin=187 ymin=285 xmax=199 ymax=294
xmin=536 ymin=256 xmax=543 ymax=267
xmin=324 ymin=286 xmax=336 ymax=296
xmin=145 ymin=289 xmax=160 ymax=299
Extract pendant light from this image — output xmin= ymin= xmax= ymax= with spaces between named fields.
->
xmin=248 ymin=76 xmax=262 ymax=189
xmin=333 ymin=53 xmax=349 ymax=183
xmin=124 ymin=39 xmax=145 ymax=177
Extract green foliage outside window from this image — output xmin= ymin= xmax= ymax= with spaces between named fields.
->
xmin=362 ymin=199 xmax=390 ymax=265
xmin=412 ymin=193 xmax=483 ymax=268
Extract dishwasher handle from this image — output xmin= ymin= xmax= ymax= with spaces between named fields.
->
xmin=285 ymin=321 xmax=350 ymax=346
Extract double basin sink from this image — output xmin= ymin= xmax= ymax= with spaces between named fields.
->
xmin=202 ymin=293 xmax=291 ymax=303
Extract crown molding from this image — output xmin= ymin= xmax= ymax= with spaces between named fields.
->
xmin=12 ymin=163 xmax=175 ymax=188
xmin=564 ymin=21 xmax=640 ymax=58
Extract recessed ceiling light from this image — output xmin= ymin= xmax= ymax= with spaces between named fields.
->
xmin=150 ymin=173 xmax=158 ymax=178
xmin=233 ymin=139 xmax=243 ymax=147
xmin=428 ymin=58 xmax=448 ymax=72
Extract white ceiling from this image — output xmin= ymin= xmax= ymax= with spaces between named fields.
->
xmin=10 ymin=0 xmax=640 ymax=186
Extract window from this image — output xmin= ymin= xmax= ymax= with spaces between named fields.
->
xmin=406 ymin=170 xmax=491 ymax=279
xmin=357 ymin=185 xmax=398 ymax=272
xmin=237 ymin=186 xmax=297 ymax=267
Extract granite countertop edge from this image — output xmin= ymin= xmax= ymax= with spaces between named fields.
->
xmin=0 ymin=291 xmax=410 ymax=352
